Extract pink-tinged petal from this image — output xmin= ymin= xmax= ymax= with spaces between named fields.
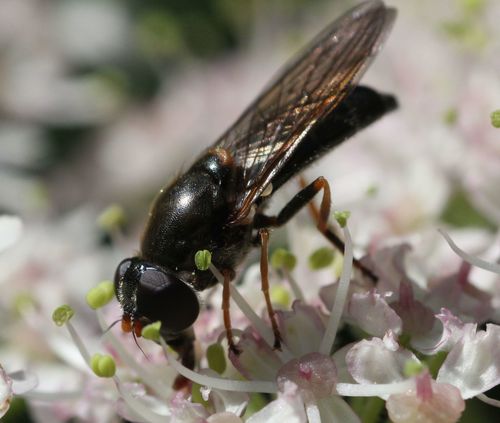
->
xmin=229 ymin=328 xmax=282 ymax=381
xmin=276 ymin=353 xmax=337 ymax=399
xmin=276 ymin=301 xmax=325 ymax=356
xmin=170 ymin=393 xmax=208 ymax=422
xmin=386 ymin=373 xmax=464 ymax=423
xmin=317 ymin=396 xmax=361 ymax=423
xmin=426 ymin=262 xmax=494 ymax=323
xmin=360 ymin=244 xmax=413 ymax=294
xmin=437 ymin=324 xmax=500 ymax=399
xmin=348 ymin=290 xmax=402 ymax=337
xmin=0 ymin=365 xmax=13 ymax=418
xmin=412 ymin=309 xmax=472 ymax=354
xmin=390 ymin=281 xmax=435 ymax=337
xmin=319 ymin=276 xmax=372 ymax=313
xmin=246 ymin=382 xmax=306 ymax=423
xmin=347 ymin=336 xmax=421 ymax=385
xmin=207 ymin=411 xmax=244 ymax=423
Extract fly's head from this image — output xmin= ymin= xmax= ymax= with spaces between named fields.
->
xmin=114 ymin=257 xmax=200 ymax=339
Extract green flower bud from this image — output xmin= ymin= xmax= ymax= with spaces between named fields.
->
xmin=270 ymin=248 xmax=297 ymax=271
xmin=52 ymin=305 xmax=74 ymax=326
xmin=142 ymin=321 xmax=162 ymax=341
xmin=91 ymin=353 xmax=116 ymax=378
xmin=194 ymin=250 xmax=212 ymax=271
xmin=491 ymin=110 xmax=500 ymax=128
xmin=334 ymin=210 xmax=350 ymax=228
xmin=309 ymin=247 xmax=334 ymax=270
xmin=270 ymin=285 xmax=291 ymax=308
xmin=86 ymin=280 xmax=115 ymax=310
xmin=97 ymin=204 xmax=126 ymax=232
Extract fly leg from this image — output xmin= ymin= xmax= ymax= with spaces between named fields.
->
xmin=298 ymin=176 xmax=378 ymax=282
xmin=255 ymin=176 xmax=331 ymax=231
xmin=255 ymin=176 xmax=377 ymax=281
xmin=259 ymin=228 xmax=282 ymax=350
xmin=221 ymin=269 xmax=240 ymax=355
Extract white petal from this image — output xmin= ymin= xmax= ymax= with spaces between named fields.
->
xmin=0 ymin=215 xmax=22 ymax=253
xmin=9 ymin=370 xmax=38 ymax=395
xmin=412 ymin=309 xmax=472 ymax=354
xmin=347 ymin=338 xmax=420 ymax=386
xmin=246 ymin=394 xmax=306 ymax=423
xmin=348 ymin=291 xmax=402 ymax=337
xmin=317 ymin=396 xmax=361 ymax=423
xmin=437 ymin=324 xmax=500 ymax=399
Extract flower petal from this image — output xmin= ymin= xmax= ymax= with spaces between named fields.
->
xmin=229 ymin=328 xmax=282 ymax=381
xmin=347 ymin=335 xmax=421 ymax=386
xmin=246 ymin=382 xmax=306 ymax=423
xmin=317 ymin=396 xmax=361 ymax=423
xmin=437 ymin=324 xmax=500 ymax=399
xmin=386 ymin=374 xmax=464 ymax=423
xmin=348 ymin=290 xmax=402 ymax=337
xmin=411 ymin=309 xmax=471 ymax=354
xmin=276 ymin=353 xmax=337 ymax=399
xmin=276 ymin=301 xmax=325 ymax=356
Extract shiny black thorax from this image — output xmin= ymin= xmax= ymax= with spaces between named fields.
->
xmin=140 ymin=151 xmax=254 ymax=291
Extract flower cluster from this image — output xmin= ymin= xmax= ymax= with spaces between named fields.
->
xmin=4 ymin=211 xmax=498 ymax=422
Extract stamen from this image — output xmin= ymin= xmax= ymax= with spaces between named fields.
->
xmin=304 ymin=398 xmax=321 ymax=423
xmin=336 ymin=380 xmax=414 ymax=397
xmin=319 ymin=226 xmax=354 ymax=355
xmin=282 ymin=268 xmax=305 ymax=302
xmin=65 ymin=321 xmax=92 ymax=365
xmin=477 ymin=393 xmax=500 ymax=408
xmin=161 ymin=339 xmax=277 ymax=393
xmin=439 ymin=229 xmax=500 ymax=273
xmin=95 ymin=310 xmax=169 ymax=398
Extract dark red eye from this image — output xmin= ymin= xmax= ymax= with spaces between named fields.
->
xmin=136 ymin=267 xmax=199 ymax=334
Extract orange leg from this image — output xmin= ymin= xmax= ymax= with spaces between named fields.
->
xmin=259 ymin=229 xmax=282 ymax=350
xmin=222 ymin=269 xmax=240 ymax=354
xmin=299 ymin=176 xmax=378 ymax=282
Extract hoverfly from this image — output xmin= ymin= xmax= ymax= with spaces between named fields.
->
xmin=114 ymin=0 xmax=397 ymax=379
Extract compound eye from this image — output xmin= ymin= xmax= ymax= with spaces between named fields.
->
xmin=114 ymin=258 xmax=133 ymax=291
xmin=136 ymin=267 xmax=199 ymax=334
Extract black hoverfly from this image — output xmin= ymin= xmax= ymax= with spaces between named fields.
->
xmin=114 ymin=0 xmax=397 ymax=380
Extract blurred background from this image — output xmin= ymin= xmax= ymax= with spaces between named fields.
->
xmin=1 ymin=0 xmax=499 ymax=421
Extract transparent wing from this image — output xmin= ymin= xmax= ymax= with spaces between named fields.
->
xmin=213 ymin=0 xmax=396 ymax=222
